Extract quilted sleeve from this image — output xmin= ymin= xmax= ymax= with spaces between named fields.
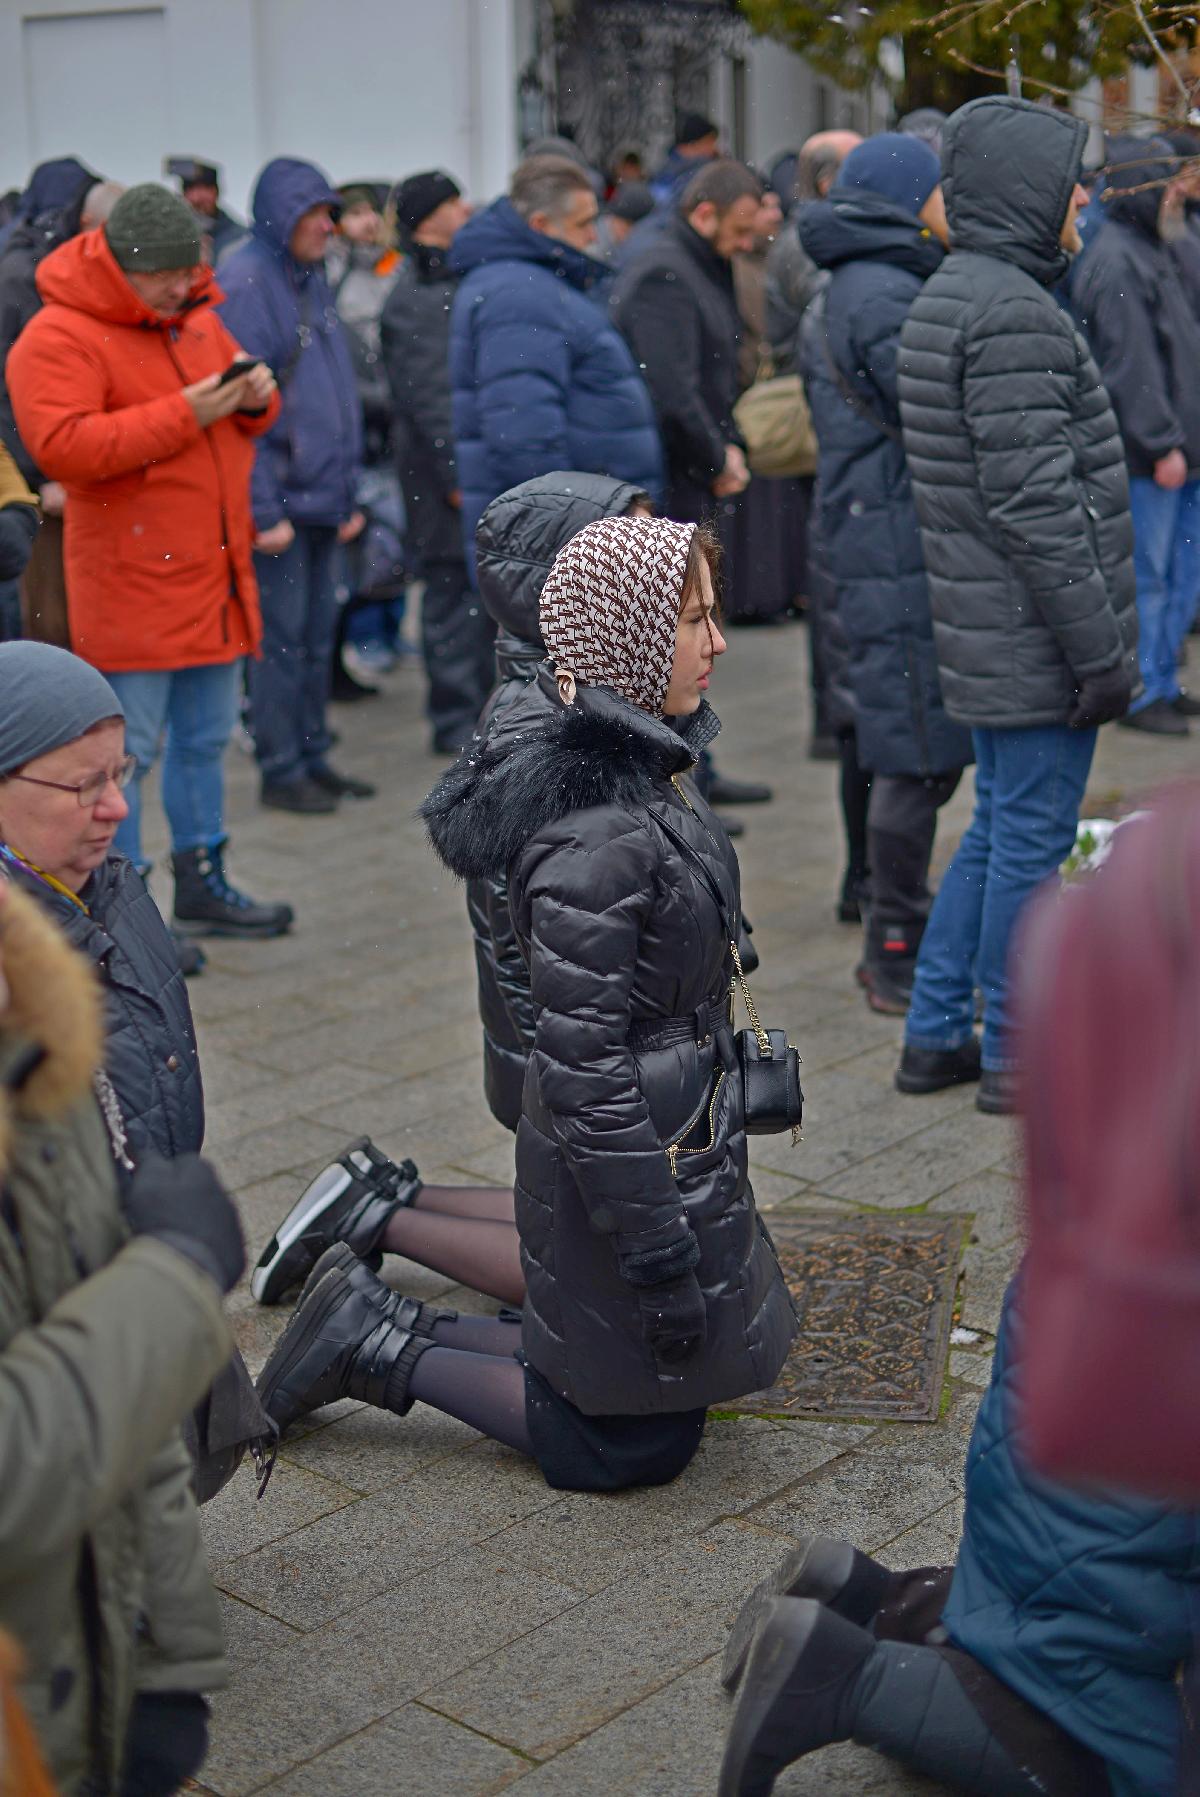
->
xmin=962 ymin=297 xmax=1125 ymax=681
xmin=518 ymin=812 xmax=691 ymax=1262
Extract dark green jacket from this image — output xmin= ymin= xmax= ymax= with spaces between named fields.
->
xmin=0 ymin=885 xmax=231 ymax=1794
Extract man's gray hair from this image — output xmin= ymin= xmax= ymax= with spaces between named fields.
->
xmin=80 ymin=181 xmax=125 ymax=228
xmin=510 ymin=155 xmax=592 ymax=222
xmin=795 ymin=142 xmax=843 ymax=203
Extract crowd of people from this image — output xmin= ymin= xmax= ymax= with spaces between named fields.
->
xmin=0 ymin=90 xmax=1196 ymax=1797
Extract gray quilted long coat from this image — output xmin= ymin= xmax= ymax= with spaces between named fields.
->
xmin=423 ymin=672 xmax=797 ymax=1415
xmin=897 ymin=96 xmax=1139 ymax=729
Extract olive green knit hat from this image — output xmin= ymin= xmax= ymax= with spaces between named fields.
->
xmin=105 ymin=183 xmax=203 ymax=272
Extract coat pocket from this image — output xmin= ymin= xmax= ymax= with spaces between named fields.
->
xmin=664 ymin=1068 xmax=728 ymax=1180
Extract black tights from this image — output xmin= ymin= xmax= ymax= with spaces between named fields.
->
xmin=408 ymin=1337 xmax=532 ymax=1455
xmin=382 ymin=1193 xmax=525 ymax=1307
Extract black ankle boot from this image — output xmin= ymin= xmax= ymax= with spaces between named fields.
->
xmin=856 ymin=918 xmax=923 ymax=1017
xmin=251 ymin=1139 xmax=423 ymax=1305
xmin=719 ymin=1598 xmax=874 ymax=1796
xmin=837 ymin=868 xmax=870 ymax=925
xmin=722 ymin=1537 xmax=891 ymax=1692
xmin=255 ymin=1247 xmax=438 ymax=1436
xmin=172 ymin=841 xmax=294 ymax=939
xmin=895 ymin=1037 xmax=981 ymax=1095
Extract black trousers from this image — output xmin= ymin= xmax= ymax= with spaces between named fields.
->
xmin=422 ymin=558 xmax=495 ymax=747
xmin=867 ymin=769 xmax=963 ymax=935
xmin=119 ymin=1692 xmax=208 ymax=1797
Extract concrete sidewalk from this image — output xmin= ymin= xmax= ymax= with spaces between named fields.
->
xmin=166 ymin=618 xmax=1192 ymax=1795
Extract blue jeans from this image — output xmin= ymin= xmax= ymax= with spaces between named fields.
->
xmin=905 ymin=725 xmax=1097 ymax=1072
xmin=250 ymin=524 xmax=339 ymax=785
xmin=104 ymin=660 xmax=241 ymax=865
xmin=1127 ymin=476 xmax=1200 ymax=709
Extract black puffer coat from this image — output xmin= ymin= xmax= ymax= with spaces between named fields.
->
xmin=800 ymin=193 xmax=971 ymax=778
xmin=469 ymin=472 xmax=649 ymax=1131
xmin=3 ymin=853 xmax=203 ymax=1161
xmin=379 ymin=240 xmax=463 ymax=568
xmin=1072 ymin=137 xmax=1200 ymax=477
xmin=897 ymin=97 xmax=1139 ymax=729
xmin=611 ymin=218 xmax=743 ymax=522
xmin=424 ymin=672 xmax=797 ymax=1416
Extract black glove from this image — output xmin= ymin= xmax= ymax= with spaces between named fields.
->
xmin=124 ymin=1154 xmax=245 ymax=1295
xmin=1067 ymin=664 xmax=1133 ymax=730
xmin=636 ymin=1272 xmax=708 ymax=1366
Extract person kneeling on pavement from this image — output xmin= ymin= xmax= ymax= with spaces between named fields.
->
xmin=253 ymin=515 xmax=797 ymax=1492
xmin=0 ymin=876 xmax=245 ymax=1796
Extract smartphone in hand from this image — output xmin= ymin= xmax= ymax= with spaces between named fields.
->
xmin=215 ymin=358 xmax=263 ymax=388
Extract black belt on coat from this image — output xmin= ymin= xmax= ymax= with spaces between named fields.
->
xmin=628 ymin=993 xmax=729 ymax=1051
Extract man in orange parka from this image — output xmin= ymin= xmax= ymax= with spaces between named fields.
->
xmin=6 ymin=183 xmax=292 ymax=939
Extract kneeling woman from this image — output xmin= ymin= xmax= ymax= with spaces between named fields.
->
xmin=257 ymin=515 xmax=798 ymax=1491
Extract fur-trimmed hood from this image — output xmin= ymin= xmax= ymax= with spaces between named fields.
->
xmin=0 ymin=879 xmax=103 ymax=1174
xmin=422 ymin=674 xmax=716 ymax=882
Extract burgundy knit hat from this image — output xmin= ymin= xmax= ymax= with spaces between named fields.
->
xmin=539 ymin=514 xmax=696 ymax=715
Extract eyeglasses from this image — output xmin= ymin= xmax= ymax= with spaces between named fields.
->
xmin=7 ymin=755 xmax=137 ymax=809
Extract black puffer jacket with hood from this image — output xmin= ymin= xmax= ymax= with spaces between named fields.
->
xmin=468 ymin=472 xmax=649 ymax=1132
xmin=897 ymin=97 xmax=1139 ymax=729
xmin=1072 ymin=136 xmax=1200 ymax=477
xmin=424 ymin=671 xmax=797 ymax=1416
xmin=799 ymin=192 xmax=971 ymax=778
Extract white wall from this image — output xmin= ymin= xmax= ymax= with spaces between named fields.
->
xmin=0 ymin=0 xmax=526 ymax=215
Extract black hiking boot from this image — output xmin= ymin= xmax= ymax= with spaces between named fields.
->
xmin=172 ymin=841 xmax=294 ymax=939
xmin=251 ymin=1139 xmax=422 ymax=1305
xmin=856 ymin=919 xmax=922 ymax=1016
xmin=976 ymin=1069 xmax=1019 ymax=1116
xmin=255 ymin=1247 xmax=437 ymax=1436
xmin=895 ymin=1037 xmax=981 ymax=1095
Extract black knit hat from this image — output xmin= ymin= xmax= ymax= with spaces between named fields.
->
xmin=106 ymin=183 xmax=202 ymax=272
xmin=607 ymin=181 xmax=655 ymax=225
xmin=392 ymin=171 xmax=461 ymax=235
xmin=676 ymin=112 xmax=718 ymax=147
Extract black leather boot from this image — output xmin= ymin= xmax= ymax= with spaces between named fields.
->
xmin=895 ymin=1037 xmax=981 ymax=1095
xmin=251 ymin=1139 xmax=422 ymax=1305
xmin=255 ymin=1246 xmax=439 ymax=1436
xmin=172 ymin=841 xmax=294 ymax=939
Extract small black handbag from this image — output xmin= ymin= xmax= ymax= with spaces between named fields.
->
xmin=656 ymin=802 xmax=803 ymax=1142
xmin=729 ymin=938 xmax=805 ymax=1139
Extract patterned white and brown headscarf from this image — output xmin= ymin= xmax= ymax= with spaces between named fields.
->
xmin=539 ymin=514 xmax=696 ymax=715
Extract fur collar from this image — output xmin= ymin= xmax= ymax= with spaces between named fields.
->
xmin=422 ymin=682 xmax=700 ymax=882
xmin=0 ymin=880 xmax=103 ymax=1175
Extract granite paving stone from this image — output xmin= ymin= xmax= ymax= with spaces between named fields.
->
xmin=178 ymin=621 xmax=1192 ymax=1793
xmin=253 ymin=1703 xmax=529 ymax=1795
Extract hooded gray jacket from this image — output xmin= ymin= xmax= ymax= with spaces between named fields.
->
xmin=897 ymin=97 xmax=1139 ymax=729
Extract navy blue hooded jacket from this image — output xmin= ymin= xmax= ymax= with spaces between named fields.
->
xmin=946 ymin=1284 xmax=1199 ymax=1797
xmin=0 ymin=158 xmax=97 ymax=253
xmin=799 ymin=191 xmax=970 ymax=778
xmin=448 ymin=198 xmax=662 ymax=575
xmin=218 ymin=159 xmax=362 ymax=530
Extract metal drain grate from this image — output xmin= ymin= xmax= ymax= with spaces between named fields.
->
xmin=730 ymin=1211 xmax=969 ymax=1423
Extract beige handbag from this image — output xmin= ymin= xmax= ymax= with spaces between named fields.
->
xmin=733 ymin=354 xmax=818 ymax=479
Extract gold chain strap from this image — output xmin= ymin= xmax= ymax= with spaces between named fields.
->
xmin=729 ymin=938 xmax=771 ymax=1055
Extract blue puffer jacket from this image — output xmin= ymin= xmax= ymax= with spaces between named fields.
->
xmin=448 ymin=199 xmax=662 ymax=575
xmin=799 ymin=192 xmax=971 ymax=778
xmin=218 ymin=158 xmax=362 ymax=530
xmin=946 ymin=1282 xmax=1200 ymax=1797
